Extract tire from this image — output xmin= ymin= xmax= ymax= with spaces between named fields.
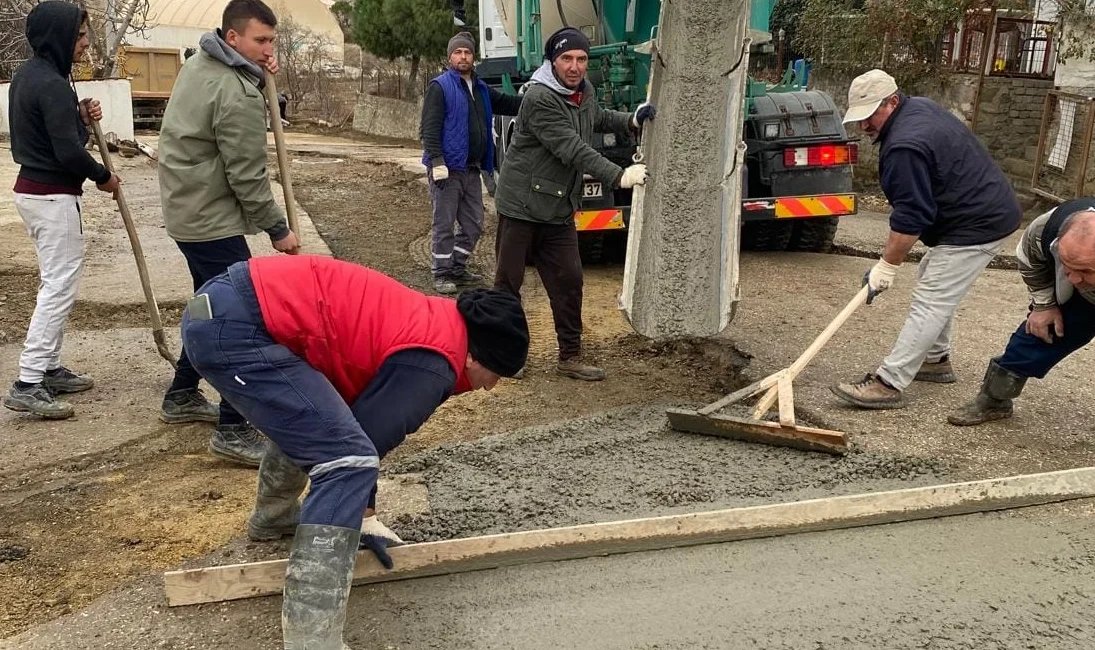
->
xmin=787 ymin=217 xmax=839 ymax=253
xmin=578 ymin=232 xmax=606 ymax=264
xmin=740 ymin=220 xmax=794 ymax=251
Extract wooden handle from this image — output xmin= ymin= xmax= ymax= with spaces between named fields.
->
xmin=88 ymin=114 xmax=175 ymax=367
xmin=262 ymin=72 xmax=300 ymax=243
xmin=752 ymin=285 xmax=870 ymax=418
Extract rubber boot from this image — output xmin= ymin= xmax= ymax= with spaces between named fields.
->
xmin=282 ymin=524 xmax=362 ymax=650
xmin=947 ymin=358 xmax=1027 ymax=426
xmin=248 ymin=441 xmax=309 ymax=541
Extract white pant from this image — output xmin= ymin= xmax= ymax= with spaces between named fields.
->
xmin=876 ymin=237 xmax=1005 ymax=391
xmin=14 ymin=193 xmax=84 ymax=384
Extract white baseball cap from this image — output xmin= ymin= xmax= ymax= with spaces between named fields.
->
xmin=842 ymin=69 xmax=899 ymax=123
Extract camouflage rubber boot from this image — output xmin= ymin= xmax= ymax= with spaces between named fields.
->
xmin=947 ymin=359 xmax=1027 ymax=426
xmin=282 ymin=524 xmax=361 ymax=650
xmin=248 ymin=440 xmax=308 ymax=542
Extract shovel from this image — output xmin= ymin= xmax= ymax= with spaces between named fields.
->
xmin=262 ymin=71 xmax=300 ymax=241
xmin=87 ymin=110 xmax=176 ymax=368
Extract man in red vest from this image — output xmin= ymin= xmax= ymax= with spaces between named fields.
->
xmin=181 ymin=255 xmax=528 ymax=649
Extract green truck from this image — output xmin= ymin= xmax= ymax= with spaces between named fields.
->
xmin=476 ymin=0 xmax=858 ymax=262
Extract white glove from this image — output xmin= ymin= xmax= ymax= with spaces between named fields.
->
xmin=618 ymin=163 xmax=648 ymax=189
xmin=432 ymin=164 xmax=449 ymax=183
xmin=361 ymin=515 xmax=404 ymax=546
xmin=864 ymin=259 xmax=900 ymax=300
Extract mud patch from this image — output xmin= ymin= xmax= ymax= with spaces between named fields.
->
xmin=387 ymin=405 xmax=947 ymax=542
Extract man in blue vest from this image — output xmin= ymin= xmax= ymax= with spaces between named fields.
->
xmin=829 ymin=69 xmax=1022 ymax=409
xmin=420 ymin=31 xmax=523 ymax=294
xmin=948 ymin=200 xmax=1095 ymax=426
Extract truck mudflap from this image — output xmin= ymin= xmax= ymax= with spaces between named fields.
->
xmin=741 ymin=193 xmax=857 ymax=222
xmin=575 ymin=209 xmax=626 ymax=231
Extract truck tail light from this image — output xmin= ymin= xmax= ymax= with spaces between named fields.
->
xmin=783 ymin=143 xmax=858 ymax=168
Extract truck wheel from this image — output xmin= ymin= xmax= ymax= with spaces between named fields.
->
xmin=787 ymin=217 xmax=839 ymax=253
xmin=578 ymin=232 xmax=606 ymax=264
xmin=740 ymin=220 xmax=793 ymax=251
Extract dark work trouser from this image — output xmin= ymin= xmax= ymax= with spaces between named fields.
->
xmin=169 ymin=236 xmax=251 ymax=425
xmin=493 ymin=215 xmax=583 ymax=360
xmin=430 ymin=168 xmax=484 ymax=278
xmin=996 ymin=295 xmax=1095 ymax=379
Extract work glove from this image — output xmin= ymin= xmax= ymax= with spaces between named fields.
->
xmin=431 ymin=164 xmax=449 ymax=189
xmin=483 ymin=170 xmax=498 ymax=197
xmin=862 ymin=259 xmax=899 ymax=304
xmin=631 ymin=102 xmax=656 ymax=129
xmin=359 ymin=515 xmax=404 ymax=570
xmin=618 ymin=163 xmax=648 ymax=189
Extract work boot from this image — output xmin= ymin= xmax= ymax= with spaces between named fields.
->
xmin=914 ymin=355 xmax=957 ymax=383
xmin=433 ymin=276 xmax=457 ymax=295
xmin=208 ymin=422 xmax=266 ymax=467
xmin=450 ymin=269 xmax=484 ymax=287
xmin=248 ymin=440 xmax=308 ymax=542
xmin=557 ymin=356 xmax=606 ymax=381
xmin=947 ymin=359 xmax=1027 ymax=426
xmin=282 ymin=524 xmax=362 ymax=650
xmin=160 ymin=388 xmax=219 ymax=424
xmin=511 ymin=364 xmax=526 ymax=380
xmin=830 ymin=374 xmax=906 ymax=409
xmin=41 ymin=366 xmax=94 ymax=394
xmin=3 ymin=382 xmax=75 ymax=419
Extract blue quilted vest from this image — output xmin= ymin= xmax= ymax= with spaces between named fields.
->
xmin=422 ymin=68 xmax=495 ymax=174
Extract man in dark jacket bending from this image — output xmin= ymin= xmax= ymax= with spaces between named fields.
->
xmin=3 ymin=1 xmax=121 ymax=420
xmin=492 ymin=26 xmax=654 ymax=381
xmin=830 ymin=69 xmax=1021 ymax=409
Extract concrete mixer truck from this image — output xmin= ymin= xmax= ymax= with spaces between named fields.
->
xmin=475 ymin=0 xmax=859 ymax=263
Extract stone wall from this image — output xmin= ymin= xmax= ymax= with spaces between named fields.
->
xmin=809 ymin=71 xmax=1051 ymax=197
xmin=352 ymin=94 xmax=421 ymax=141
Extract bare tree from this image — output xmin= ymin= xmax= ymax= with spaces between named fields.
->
xmin=275 ymin=14 xmax=337 ymax=111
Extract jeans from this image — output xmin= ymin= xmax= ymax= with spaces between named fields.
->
xmin=877 ymin=238 xmax=1005 ymax=390
xmin=996 ymin=295 xmax=1095 ymax=379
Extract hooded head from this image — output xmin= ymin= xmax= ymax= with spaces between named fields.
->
xmin=456 ymin=288 xmax=529 ymax=389
xmin=26 ymin=1 xmax=89 ymax=75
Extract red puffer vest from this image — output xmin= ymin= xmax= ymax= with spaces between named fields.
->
xmin=249 ymin=255 xmax=472 ymax=402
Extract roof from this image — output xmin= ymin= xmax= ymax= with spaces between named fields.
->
xmin=146 ymin=0 xmax=342 ymax=37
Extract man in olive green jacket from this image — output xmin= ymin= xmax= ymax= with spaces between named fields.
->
xmin=493 ymin=26 xmax=653 ymax=381
xmin=157 ymin=0 xmax=300 ymax=466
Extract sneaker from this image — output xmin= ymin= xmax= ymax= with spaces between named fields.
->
xmin=209 ymin=423 xmax=266 ymax=467
xmin=3 ymin=382 xmax=75 ymax=419
xmin=450 ymin=269 xmax=484 ymax=286
xmin=41 ymin=367 xmax=94 ymax=394
xmin=434 ymin=277 xmax=458 ymax=295
xmin=830 ymin=374 xmax=906 ymax=409
xmin=914 ymin=355 xmax=957 ymax=383
xmin=556 ymin=356 xmax=606 ymax=381
xmin=160 ymin=388 xmax=220 ymax=424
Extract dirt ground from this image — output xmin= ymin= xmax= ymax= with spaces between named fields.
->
xmin=0 ymin=137 xmax=743 ymax=639
xmin=3 ymin=132 xmax=1095 ymax=648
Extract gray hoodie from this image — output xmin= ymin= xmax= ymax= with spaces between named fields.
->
xmin=199 ymin=30 xmax=265 ymax=88
xmin=529 ymin=60 xmax=576 ymax=96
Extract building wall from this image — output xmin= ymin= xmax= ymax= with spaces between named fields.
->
xmin=0 ymin=79 xmax=134 ymax=141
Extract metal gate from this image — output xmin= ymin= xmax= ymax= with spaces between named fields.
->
xmin=1031 ymin=90 xmax=1095 ymax=203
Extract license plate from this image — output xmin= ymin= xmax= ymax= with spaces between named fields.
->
xmin=583 ymin=181 xmax=603 ymax=198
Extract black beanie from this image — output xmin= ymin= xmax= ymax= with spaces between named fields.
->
xmin=544 ymin=27 xmax=590 ymax=62
xmin=457 ymin=288 xmax=529 ymax=377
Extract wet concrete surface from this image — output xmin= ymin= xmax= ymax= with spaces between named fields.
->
xmin=388 ymin=405 xmax=946 ymax=543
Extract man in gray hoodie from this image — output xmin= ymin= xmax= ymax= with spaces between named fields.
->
xmin=492 ymin=27 xmax=653 ymax=381
xmin=156 ymin=0 xmax=299 ymax=467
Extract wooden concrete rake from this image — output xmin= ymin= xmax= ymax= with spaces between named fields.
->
xmin=667 ymin=285 xmax=870 ymax=455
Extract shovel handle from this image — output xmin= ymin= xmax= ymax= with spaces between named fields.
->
xmin=263 ymin=72 xmax=300 ymax=243
xmin=88 ymin=112 xmax=176 ymax=369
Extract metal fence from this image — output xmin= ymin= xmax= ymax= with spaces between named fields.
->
xmin=949 ymin=13 xmax=1055 ymax=80
xmin=1032 ymin=91 xmax=1095 ymax=203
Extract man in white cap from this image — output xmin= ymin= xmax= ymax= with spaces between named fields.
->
xmin=830 ymin=69 xmax=1022 ymax=409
